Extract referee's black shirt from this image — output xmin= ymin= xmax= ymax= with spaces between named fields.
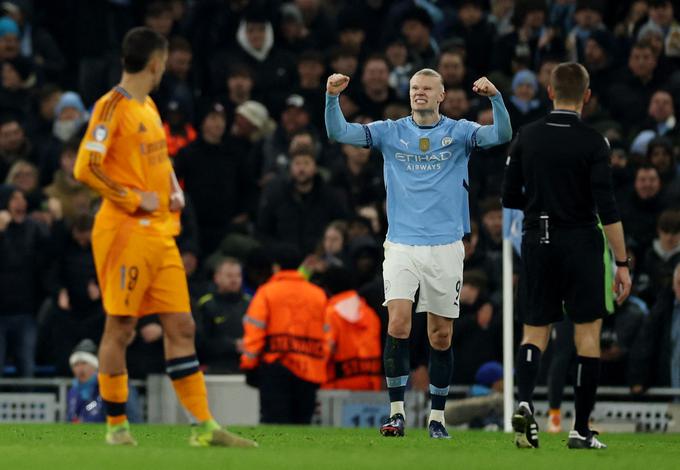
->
xmin=501 ymin=109 xmax=620 ymax=229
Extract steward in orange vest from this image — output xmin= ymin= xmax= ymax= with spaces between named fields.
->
xmin=240 ymin=245 xmax=328 ymax=423
xmin=321 ymin=267 xmax=382 ymax=391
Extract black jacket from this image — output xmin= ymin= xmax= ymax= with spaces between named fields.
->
xmin=0 ymin=219 xmax=50 ymax=315
xmin=628 ymin=290 xmax=676 ymax=387
xmin=257 ymin=175 xmax=350 ymax=254
xmin=195 ymin=292 xmax=250 ymax=374
xmin=502 ymin=110 xmax=620 ymax=230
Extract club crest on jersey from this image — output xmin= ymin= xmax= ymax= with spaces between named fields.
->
xmin=442 ymin=136 xmax=453 ymax=146
xmin=419 ymin=138 xmax=430 ymax=152
xmin=93 ymin=125 xmax=108 ymax=142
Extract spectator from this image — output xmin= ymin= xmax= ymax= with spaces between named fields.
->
xmin=329 ymin=144 xmax=384 ymax=210
xmin=629 ymin=262 xmax=680 ymax=391
xmin=583 ymin=30 xmax=618 ymax=102
xmin=294 ymin=50 xmax=326 ymax=127
xmin=441 ymin=87 xmax=472 ymax=120
xmin=637 ymin=0 xmax=680 ymax=58
xmin=1 ymin=0 xmax=66 ymax=82
xmin=277 ymin=3 xmax=314 ymax=54
xmin=195 ymin=258 xmax=250 ymax=374
xmin=646 ymin=137 xmax=679 ymax=188
xmin=444 ymin=361 xmax=504 ymax=429
xmin=257 ymin=146 xmax=349 ymax=255
xmin=637 ymin=209 xmax=680 ymax=304
xmin=25 ymin=84 xmax=62 ymax=154
xmin=335 ymin=9 xmax=368 ymax=59
xmin=491 ymin=0 xmax=564 ymax=76
xmin=144 ymin=1 xmax=175 ymax=37
xmin=400 ymin=7 xmax=439 ymax=70
xmin=44 ymin=139 xmax=97 ymax=224
xmin=506 ymin=69 xmax=546 ymax=131
xmin=446 ymin=0 xmax=496 ymax=75
xmin=349 ymin=55 xmax=398 ymax=121
xmin=240 ymin=245 xmax=328 ymax=424
xmin=66 ymin=339 xmax=141 ymax=423
xmin=437 ymin=49 xmax=473 ymax=96
xmin=162 ymin=97 xmax=197 ymax=158
xmin=5 ymin=160 xmax=42 ymax=209
xmin=451 ymin=270 xmax=501 ymax=385
xmin=154 ymin=36 xmax=196 ymax=121
xmin=0 ymin=184 xmax=50 ymax=377
xmin=0 ymin=55 xmax=35 ymax=119
xmin=39 ymin=91 xmax=87 ymax=185
xmin=385 ymin=38 xmax=414 ymax=101
xmin=0 ymin=116 xmax=36 ymax=180
xmin=175 ymin=102 xmax=249 ymax=254
xmin=231 ymin=100 xmax=277 ymax=145
xmin=45 ymin=214 xmax=104 ymax=375
xmin=608 ymin=40 xmax=665 ymax=131
xmin=255 ymin=94 xmax=316 ymax=184
xmin=631 ymin=91 xmax=680 ymax=152
xmin=294 ymin=0 xmax=336 ymax=51
xmin=211 ymin=7 xmax=296 ymax=113
xmin=565 ymin=0 xmax=606 ymax=63
xmin=489 ymin=0 xmax=514 ymax=36
xmin=0 ymin=16 xmax=20 ymax=62
xmin=321 ymin=266 xmax=382 ymax=391
xmin=215 ymin=64 xmax=255 ymax=126
xmin=619 ymin=164 xmax=666 ymax=262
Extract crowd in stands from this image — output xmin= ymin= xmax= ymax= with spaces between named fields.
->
xmin=1 ymin=0 xmax=680 ymax=400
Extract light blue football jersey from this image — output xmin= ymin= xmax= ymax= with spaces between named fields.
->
xmin=365 ymin=116 xmax=480 ymax=245
xmin=325 ymin=92 xmax=511 ymax=246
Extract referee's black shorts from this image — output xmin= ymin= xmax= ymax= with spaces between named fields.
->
xmin=519 ymin=225 xmax=614 ymax=326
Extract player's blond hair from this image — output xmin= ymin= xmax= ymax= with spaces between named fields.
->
xmin=411 ymin=68 xmax=444 ymax=90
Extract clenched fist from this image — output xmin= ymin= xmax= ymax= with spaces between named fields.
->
xmin=327 ymin=74 xmax=350 ymax=96
xmin=472 ymin=76 xmax=499 ymax=97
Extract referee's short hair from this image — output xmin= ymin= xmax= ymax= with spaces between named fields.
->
xmin=550 ymin=62 xmax=590 ymax=104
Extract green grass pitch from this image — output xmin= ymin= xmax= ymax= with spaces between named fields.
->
xmin=1 ymin=424 xmax=679 ymax=470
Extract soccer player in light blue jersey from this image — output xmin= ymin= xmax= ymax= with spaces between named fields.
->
xmin=325 ymin=69 xmax=512 ymax=439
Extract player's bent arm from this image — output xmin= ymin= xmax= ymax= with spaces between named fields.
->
xmin=73 ymin=148 xmax=142 ymax=213
xmin=73 ymin=98 xmax=142 ymax=213
xmin=475 ymin=93 xmax=513 ymax=148
xmin=325 ymin=94 xmax=370 ymax=147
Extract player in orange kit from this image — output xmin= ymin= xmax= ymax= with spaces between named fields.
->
xmin=74 ymin=26 xmax=256 ymax=448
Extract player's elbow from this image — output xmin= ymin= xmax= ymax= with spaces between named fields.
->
xmin=500 ymin=127 xmax=512 ymax=144
xmin=72 ymin=161 xmax=87 ymax=183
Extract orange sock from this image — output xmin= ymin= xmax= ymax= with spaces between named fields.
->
xmin=171 ymin=370 xmax=213 ymax=422
xmin=99 ymin=372 xmax=128 ymax=426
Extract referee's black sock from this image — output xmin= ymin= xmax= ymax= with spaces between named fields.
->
xmin=574 ymin=356 xmax=600 ymax=436
xmin=384 ymin=335 xmax=410 ymax=413
xmin=516 ymin=344 xmax=542 ymax=412
xmin=428 ymin=345 xmax=453 ymax=416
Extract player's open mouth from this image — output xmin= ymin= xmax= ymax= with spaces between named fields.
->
xmin=415 ymin=98 xmax=427 ymax=104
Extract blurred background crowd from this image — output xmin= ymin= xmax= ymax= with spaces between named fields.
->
xmin=0 ymin=0 xmax=679 ymax=403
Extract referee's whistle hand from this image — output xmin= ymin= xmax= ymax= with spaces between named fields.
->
xmin=614 ymin=267 xmax=632 ymax=305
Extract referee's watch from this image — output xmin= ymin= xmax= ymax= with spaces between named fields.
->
xmin=615 ymin=257 xmax=631 ymax=269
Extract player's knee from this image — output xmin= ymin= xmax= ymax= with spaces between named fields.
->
xmin=103 ymin=317 xmax=137 ymax=346
xmin=428 ymin=329 xmax=451 ymax=350
xmin=387 ymin=318 xmax=410 ymax=339
xmin=166 ymin=315 xmax=196 ymax=342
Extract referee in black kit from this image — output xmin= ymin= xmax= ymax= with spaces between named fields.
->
xmin=501 ymin=63 xmax=632 ymax=450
